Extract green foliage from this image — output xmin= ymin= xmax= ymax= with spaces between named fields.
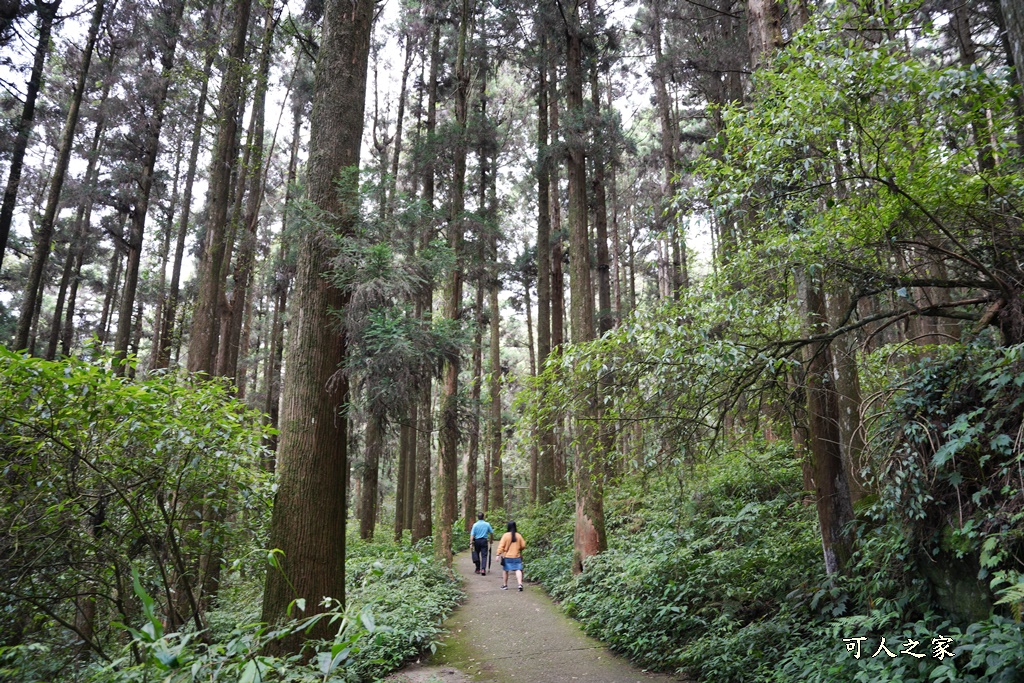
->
xmin=0 ymin=345 xmax=272 ymax=656
xmin=70 ymin=536 xmax=461 ymax=682
xmin=698 ymin=0 xmax=1023 ymax=340
xmin=518 ymin=444 xmax=822 ymax=679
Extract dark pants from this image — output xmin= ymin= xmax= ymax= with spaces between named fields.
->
xmin=472 ymin=537 xmax=488 ymax=571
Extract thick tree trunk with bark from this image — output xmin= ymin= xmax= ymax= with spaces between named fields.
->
xmin=261 ymin=0 xmax=374 ymax=653
xmin=566 ymin=0 xmax=605 ymax=573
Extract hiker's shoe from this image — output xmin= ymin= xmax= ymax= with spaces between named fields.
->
xmin=474 ymin=569 xmax=480 ymax=574
xmin=518 ymin=585 xmax=523 ymax=592
xmin=501 ymin=585 xmax=508 ymax=590
xmin=481 ymin=571 xmax=486 ymax=576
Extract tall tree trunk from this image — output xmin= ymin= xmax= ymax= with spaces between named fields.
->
xmin=536 ymin=30 xmax=556 ymax=504
xmin=359 ymin=415 xmax=383 ymax=540
xmin=0 ymin=1 xmax=58 ymax=273
xmin=261 ymin=0 xmax=373 ymax=653
xmin=800 ymin=271 xmax=856 ymax=575
xmin=1001 ymin=0 xmax=1024 ymax=83
xmin=464 ymin=284 xmax=484 ymax=531
xmin=387 ymin=36 xmax=414 ymax=215
xmin=58 ymin=62 xmax=115 ymax=356
xmin=98 ymin=232 xmax=124 ymax=343
xmin=189 ymin=0 xmax=253 ymax=375
xmin=395 ymin=408 xmax=411 ymax=540
xmin=112 ymin=0 xmax=187 ymax=374
xmin=588 ymin=0 xmax=612 ymax=333
xmin=548 ymin=53 xmax=567 ymax=490
xmin=264 ymin=88 xmax=305 ymax=461
xmin=435 ymin=0 xmax=472 ymax=566
xmin=402 ymin=403 xmax=417 ymax=533
xmin=649 ymin=0 xmax=686 ymax=299
xmin=566 ymin=0 xmax=605 ymax=573
xmin=222 ymin=4 xmax=276 ymax=383
xmin=148 ymin=138 xmax=183 ymax=369
xmin=488 ymin=266 xmax=503 ymax=510
xmin=156 ymin=3 xmax=222 ymax=369
xmin=524 ymin=267 xmax=539 ymax=503
xmin=16 ymin=0 xmax=101 ymax=351
xmin=412 ymin=22 xmax=441 ymax=546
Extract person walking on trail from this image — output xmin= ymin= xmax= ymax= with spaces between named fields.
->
xmin=497 ymin=521 xmax=526 ymax=591
xmin=470 ymin=512 xmax=494 ymax=576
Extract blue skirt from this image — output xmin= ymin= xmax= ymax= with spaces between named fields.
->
xmin=502 ymin=557 xmax=523 ymax=571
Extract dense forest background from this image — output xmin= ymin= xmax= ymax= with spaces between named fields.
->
xmin=1 ymin=0 xmax=1023 ymax=680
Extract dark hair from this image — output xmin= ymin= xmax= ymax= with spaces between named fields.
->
xmin=507 ymin=521 xmax=517 ymax=544
xmin=477 ymin=512 xmax=484 ymax=520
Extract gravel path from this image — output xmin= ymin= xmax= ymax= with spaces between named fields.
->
xmin=386 ymin=550 xmax=684 ymax=683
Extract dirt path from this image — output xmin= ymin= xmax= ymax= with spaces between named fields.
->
xmin=386 ymin=550 xmax=683 ymax=683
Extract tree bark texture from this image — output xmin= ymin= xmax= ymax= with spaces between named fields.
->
xmin=800 ymin=270 xmax=856 ymax=575
xmin=260 ymin=0 xmax=374 ymax=653
xmin=566 ymin=0 xmax=605 ymax=573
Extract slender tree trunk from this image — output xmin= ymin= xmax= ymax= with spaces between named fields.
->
xmin=222 ymin=4 xmax=276 ymax=383
xmin=264 ymin=90 xmax=304 ymax=462
xmin=566 ymin=0 xmax=605 ymax=573
xmin=148 ymin=139 xmax=183 ymax=369
xmin=799 ymin=270 xmax=856 ymax=575
xmin=387 ymin=36 xmax=414 ymax=215
xmin=588 ymin=0 xmax=612 ymax=333
xmin=464 ymin=284 xmax=484 ymax=531
xmin=395 ymin=410 xmax=411 ymax=540
xmin=536 ymin=31 xmax=556 ymax=503
xmin=57 ymin=70 xmax=113 ymax=357
xmin=402 ymin=403 xmax=417 ymax=533
xmin=489 ymin=267 xmax=503 ymax=510
xmin=436 ymin=0 xmax=472 ymax=566
xmin=261 ymin=0 xmax=373 ymax=653
xmin=359 ymin=416 xmax=384 ymax=540
xmin=189 ymin=0 xmax=254 ymax=375
xmin=412 ymin=22 xmax=441 ymax=546
xmin=156 ymin=4 xmax=222 ymax=369
xmin=548 ymin=53 xmax=567 ymax=491
xmin=0 ymin=1 xmax=59 ymax=273
xmin=98 ymin=231 xmax=124 ymax=344
xmin=112 ymin=0 xmax=187 ymax=374
xmin=17 ymin=0 xmax=101 ymax=351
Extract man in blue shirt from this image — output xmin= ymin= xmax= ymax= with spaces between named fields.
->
xmin=469 ymin=512 xmax=494 ymax=575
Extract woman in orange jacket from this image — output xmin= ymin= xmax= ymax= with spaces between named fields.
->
xmin=496 ymin=521 xmax=526 ymax=591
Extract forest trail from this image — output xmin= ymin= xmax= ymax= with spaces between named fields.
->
xmin=386 ymin=550 xmax=684 ymax=683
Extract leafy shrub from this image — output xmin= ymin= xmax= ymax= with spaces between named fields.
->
xmin=0 ymin=346 xmax=272 ymax=659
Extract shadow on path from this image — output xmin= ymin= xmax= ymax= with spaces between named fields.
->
xmin=386 ymin=550 xmax=685 ymax=683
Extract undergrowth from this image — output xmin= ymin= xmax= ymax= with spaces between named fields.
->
xmin=518 ymin=342 xmax=1024 ymax=683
